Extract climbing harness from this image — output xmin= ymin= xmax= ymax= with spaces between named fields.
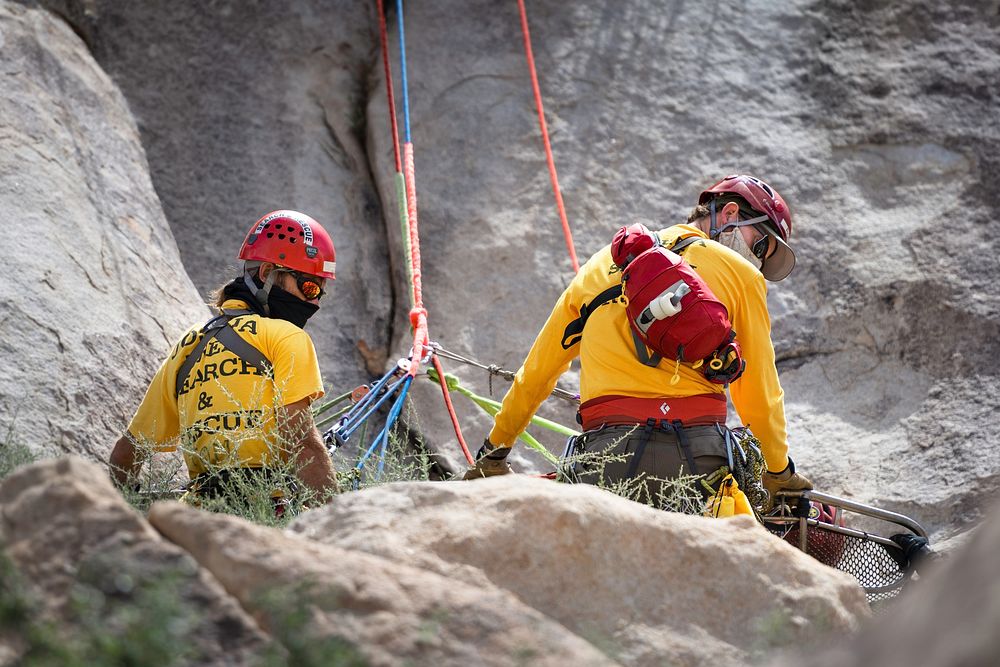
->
xmin=576 ymin=394 xmax=727 ymax=431
xmin=763 ymin=490 xmax=932 ymax=608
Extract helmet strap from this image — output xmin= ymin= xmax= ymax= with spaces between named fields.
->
xmin=243 ymin=265 xmax=277 ymax=316
xmin=716 ymin=214 xmax=770 ymax=235
xmin=709 ymin=199 xmax=719 ymax=238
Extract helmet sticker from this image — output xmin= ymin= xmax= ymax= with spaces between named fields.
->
xmin=323 ymin=261 xmax=336 ymax=274
xmin=300 ymin=221 xmax=314 ymax=246
xmin=305 ymin=247 xmax=318 ymax=258
xmin=255 ymin=212 xmax=282 ymax=234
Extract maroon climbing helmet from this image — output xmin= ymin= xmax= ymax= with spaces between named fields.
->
xmin=699 ymin=175 xmax=796 ymax=281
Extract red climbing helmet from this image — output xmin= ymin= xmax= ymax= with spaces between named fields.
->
xmin=238 ymin=210 xmax=336 ymax=280
xmin=699 ymin=175 xmax=796 ymax=281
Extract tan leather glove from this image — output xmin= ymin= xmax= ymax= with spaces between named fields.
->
xmin=762 ymin=457 xmax=813 ymax=509
xmin=462 ymin=440 xmax=513 ymax=480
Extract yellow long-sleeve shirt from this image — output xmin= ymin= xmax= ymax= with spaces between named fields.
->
xmin=489 ymin=224 xmax=790 ymax=472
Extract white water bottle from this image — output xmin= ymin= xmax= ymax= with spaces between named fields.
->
xmin=649 ymin=291 xmax=682 ymax=320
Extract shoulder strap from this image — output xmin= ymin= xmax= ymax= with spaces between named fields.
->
xmin=667 ymin=235 xmax=702 ymax=254
xmin=174 ymin=312 xmax=272 ymax=398
xmin=214 ymin=327 xmax=272 ymax=377
xmin=630 ymin=328 xmax=662 ymax=367
xmin=560 ymin=284 xmax=623 ymax=350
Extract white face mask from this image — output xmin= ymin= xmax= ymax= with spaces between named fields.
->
xmin=716 ymin=229 xmax=763 ymax=270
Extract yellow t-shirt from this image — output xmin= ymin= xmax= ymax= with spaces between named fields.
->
xmin=127 ymin=299 xmax=325 ymax=477
xmin=489 ymin=224 xmax=790 ymax=472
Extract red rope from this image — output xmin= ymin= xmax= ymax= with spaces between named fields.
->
xmin=432 ymin=355 xmax=475 ymax=464
xmin=377 ymin=0 xmax=402 ymax=172
xmin=403 ymin=142 xmax=429 ymax=376
xmin=376 ymin=1 xmax=471 ymax=465
xmin=516 ymin=0 xmax=580 ymax=273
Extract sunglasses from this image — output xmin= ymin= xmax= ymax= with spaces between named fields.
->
xmin=750 ymin=225 xmax=772 ymax=261
xmin=284 ymin=270 xmax=327 ymax=300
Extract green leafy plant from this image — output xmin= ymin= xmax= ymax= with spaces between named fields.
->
xmin=253 ymin=582 xmax=368 ymax=667
xmin=0 ymin=549 xmax=204 ymax=667
xmin=557 ymin=431 xmax=707 ymax=515
xmin=0 ymin=418 xmax=39 ymax=480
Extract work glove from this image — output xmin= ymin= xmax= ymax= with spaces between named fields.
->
xmin=462 ymin=440 xmax=513 ymax=480
xmin=889 ymin=533 xmax=935 ymax=573
xmin=762 ymin=457 xmax=813 ymax=509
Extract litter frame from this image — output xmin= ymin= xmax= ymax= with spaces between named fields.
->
xmin=764 ymin=489 xmax=929 ymax=601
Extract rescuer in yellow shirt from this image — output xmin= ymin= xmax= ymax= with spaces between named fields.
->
xmin=466 ymin=175 xmax=812 ymax=507
xmin=109 ymin=210 xmax=338 ymax=502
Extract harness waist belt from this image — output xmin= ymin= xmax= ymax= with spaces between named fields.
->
xmin=578 ymin=393 xmax=726 ymax=431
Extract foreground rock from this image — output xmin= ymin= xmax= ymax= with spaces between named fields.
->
xmin=149 ymin=500 xmax=614 ymax=667
xmin=290 ymin=475 xmax=870 ymax=666
xmin=0 ymin=2 xmax=207 ymax=459
xmin=0 ymin=457 xmax=267 ymax=665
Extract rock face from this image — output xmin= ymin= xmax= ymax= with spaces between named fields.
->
xmin=7 ymin=454 xmax=1000 ymax=667
xmin=290 ymin=475 xmax=870 ymax=666
xmin=362 ymin=0 xmax=1000 ymax=539
xmin=358 ymin=1 xmax=1000 ymax=533
xmin=42 ymin=0 xmax=395 ymax=391
xmin=0 ymin=456 xmax=267 ymax=665
xmin=4 ymin=0 xmax=999 ymax=543
xmin=0 ymin=2 xmax=208 ymax=458
xmin=149 ymin=499 xmax=614 ymax=667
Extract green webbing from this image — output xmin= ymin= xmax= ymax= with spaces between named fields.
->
xmin=312 ymin=389 xmax=355 ymax=418
xmin=314 ymin=403 xmax=355 ymax=431
xmin=395 ymin=171 xmax=416 ymax=309
xmin=426 ymin=369 xmax=578 ymax=465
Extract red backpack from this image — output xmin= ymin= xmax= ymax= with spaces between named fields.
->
xmin=561 ymin=223 xmax=745 ymax=385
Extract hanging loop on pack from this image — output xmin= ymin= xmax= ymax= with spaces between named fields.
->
xmin=703 ymin=333 xmax=746 ymax=386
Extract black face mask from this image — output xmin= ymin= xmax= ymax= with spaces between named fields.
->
xmin=266 ymin=284 xmax=320 ymax=329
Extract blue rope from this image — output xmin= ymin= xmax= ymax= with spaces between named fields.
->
xmin=332 ymin=365 xmax=400 ymax=437
xmin=353 ymin=375 xmax=413 ymax=486
xmin=338 ymin=374 xmax=409 ymax=440
xmin=396 ymin=0 xmax=412 ymax=143
xmin=377 ymin=375 xmax=413 ymax=476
